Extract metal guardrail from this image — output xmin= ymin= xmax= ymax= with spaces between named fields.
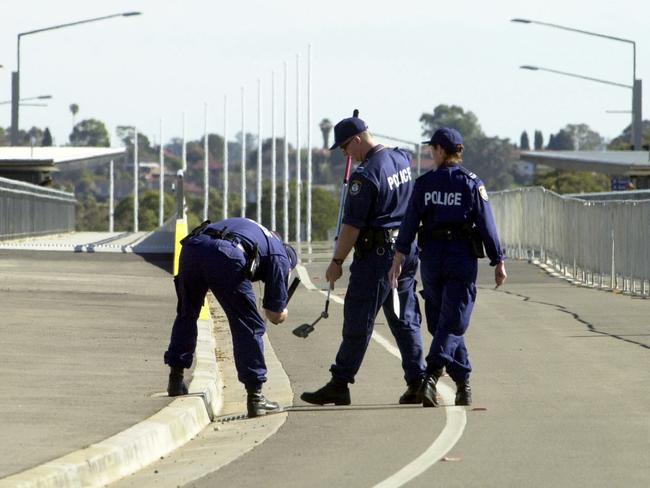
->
xmin=0 ymin=176 xmax=76 ymax=240
xmin=491 ymin=186 xmax=650 ymax=296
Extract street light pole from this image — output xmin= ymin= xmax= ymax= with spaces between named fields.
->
xmin=512 ymin=18 xmax=641 ymax=149
xmin=10 ymin=12 xmax=141 ymax=145
xmin=520 ymin=65 xmax=632 ymax=89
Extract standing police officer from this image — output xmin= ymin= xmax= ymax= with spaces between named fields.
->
xmin=164 ymin=217 xmax=298 ymax=418
xmin=301 ymin=117 xmax=426 ymax=406
xmin=389 ymin=127 xmax=507 ymax=407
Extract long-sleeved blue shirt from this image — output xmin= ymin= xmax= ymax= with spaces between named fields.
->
xmin=394 ymin=164 xmax=504 ymax=266
xmin=343 ymin=145 xmax=414 ymax=229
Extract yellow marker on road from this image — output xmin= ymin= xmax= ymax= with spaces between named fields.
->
xmin=174 ymin=218 xmax=209 ymax=319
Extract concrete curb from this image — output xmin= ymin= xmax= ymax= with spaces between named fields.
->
xmin=0 ymin=316 xmax=222 ymax=488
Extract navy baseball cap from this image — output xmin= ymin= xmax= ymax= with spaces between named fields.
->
xmin=422 ymin=127 xmax=464 ymax=152
xmin=283 ymin=243 xmax=298 ymax=269
xmin=330 ymin=117 xmax=368 ymax=150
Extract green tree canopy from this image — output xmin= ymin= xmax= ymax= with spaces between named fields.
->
xmin=608 ymin=120 xmax=650 ymax=150
xmin=114 ymin=190 xmax=175 ymax=232
xmin=534 ymin=169 xmax=610 ymax=194
xmin=70 ymin=119 xmax=110 ymax=147
xmin=520 ymin=131 xmax=530 ymax=150
xmin=546 ymin=129 xmax=574 ymax=150
xmin=534 ymin=130 xmax=544 ymax=150
xmin=563 ymin=124 xmax=602 ymax=150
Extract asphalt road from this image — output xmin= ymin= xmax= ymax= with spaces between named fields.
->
xmin=187 ymin=251 xmax=649 ymax=487
xmin=3 ymin=247 xmax=647 ymax=487
xmin=0 ymin=251 xmax=176 ymax=478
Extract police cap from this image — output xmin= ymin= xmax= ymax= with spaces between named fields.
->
xmin=422 ymin=127 xmax=463 ymax=153
xmin=330 ymin=117 xmax=368 ymax=150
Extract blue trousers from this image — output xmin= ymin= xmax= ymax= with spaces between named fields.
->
xmin=330 ymin=244 xmax=425 ymax=385
xmin=420 ymin=241 xmax=477 ymax=383
xmin=164 ymin=236 xmax=268 ymax=389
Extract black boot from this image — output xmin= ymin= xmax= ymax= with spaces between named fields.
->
xmin=419 ymin=369 xmax=443 ymax=407
xmin=247 ymin=387 xmax=282 ymax=418
xmin=455 ymin=380 xmax=472 ymax=406
xmin=399 ymin=378 xmax=424 ymax=404
xmin=300 ymin=377 xmax=351 ymax=405
xmin=167 ymin=366 xmax=188 ymax=397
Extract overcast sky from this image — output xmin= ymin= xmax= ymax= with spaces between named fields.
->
xmin=1 ymin=0 xmax=647 ymax=148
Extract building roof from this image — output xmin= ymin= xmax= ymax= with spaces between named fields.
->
xmin=0 ymin=146 xmax=125 ymax=169
xmin=520 ymin=150 xmax=650 ymax=176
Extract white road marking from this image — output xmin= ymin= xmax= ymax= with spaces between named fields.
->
xmin=296 ymin=264 xmax=467 ymax=487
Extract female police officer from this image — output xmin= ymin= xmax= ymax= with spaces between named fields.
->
xmin=388 ymin=127 xmax=507 ymax=407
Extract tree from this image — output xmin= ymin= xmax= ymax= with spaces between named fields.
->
xmin=42 ymin=127 xmax=53 ymax=146
xmin=534 ymin=169 xmax=610 ymax=194
xmin=69 ymin=103 xmax=79 ymax=133
xmin=563 ymin=124 xmax=602 ymax=150
xmin=420 ymin=104 xmax=517 ymax=190
xmin=76 ymin=194 xmax=107 ymax=231
xmin=70 ymin=118 xmax=110 ymax=147
xmin=608 ymin=120 xmax=650 ymax=150
xmin=520 ymin=131 xmax=530 ymax=150
xmin=534 ymin=130 xmax=544 ymax=150
xmin=420 ymin=105 xmax=483 ymax=142
xmin=546 ymin=129 xmax=574 ymax=150
xmin=114 ymin=190 xmax=175 ymax=232
xmin=319 ymin=118 xmax=333 ymax=149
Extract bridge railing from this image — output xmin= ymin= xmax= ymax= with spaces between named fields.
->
xmin=491 ymin=186 xmax=650 ymax=297
xmin=0 ymin=176 xmax=76 ymax=240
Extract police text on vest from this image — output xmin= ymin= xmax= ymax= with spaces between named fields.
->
xmin=424 ymin=191 xmax=462 ymax=206
xmin=387 ymin=168 xmax=412 ymax=190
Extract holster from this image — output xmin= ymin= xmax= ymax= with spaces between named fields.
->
xmin=355 ymin=228 xmax=398 ymax=256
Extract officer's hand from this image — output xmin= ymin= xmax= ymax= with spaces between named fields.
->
xmin=325 ymin=260 xmax=343 ymax=289
xmin=388 ymin=252 xmax=404 ymax=289
xmin=265 ymin=308 xmax=288 ymax=325
xmin=495 ymin=261 xmax=507 ymax=289
xmin=388 ymin=261 xmax=402 ymax=290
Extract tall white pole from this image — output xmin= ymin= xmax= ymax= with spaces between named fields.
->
xmin=159 ymin=118 xmax=164 ymax=227
xmin=295 ymin=53 xmax=301 ymax=246
xmin=223 ymin=95 xmax=229 ymax=219
xmin=133 ymin=127 xmax=139 ymax=232
xmin=306 ymin=44 xmax=313 ymax=244
xmin=182 ymin=113 xmax=187 ymax=172
xmin=203 ymin=102 xmax=209 ymax=221
xmin=241 ymin=85 xmax=246 ymax=218
xmin=109 ymin=159 xmax=114 ymax=232
xmin=257 ymin=78 xmax=263 ymax=223
xmin=271 ymin=70 xmax=277 ymax=231
xmin=283 ymin=61 xmax=289 ymax=242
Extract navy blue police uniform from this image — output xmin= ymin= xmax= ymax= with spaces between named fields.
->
xmin=395 ymin=140 xmax=504 ymax=395
xmin=164 ymin=218 xmax=295 ymax=392
xmin=331 ymin=144 xmax=426 ymax=386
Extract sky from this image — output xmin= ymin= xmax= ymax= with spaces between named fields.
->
xmin=0 ymin=0 xmax=647 ymax=149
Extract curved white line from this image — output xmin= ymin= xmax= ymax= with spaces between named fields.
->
xmin=296 ymin=264 xmax=467 ymax=487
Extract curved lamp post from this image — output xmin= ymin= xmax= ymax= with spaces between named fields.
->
xmin=10 ymin=11 xmax=141 ymax=145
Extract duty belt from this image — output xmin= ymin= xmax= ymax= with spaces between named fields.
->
xmin=202 ymin=228 xmax=247 ymax=253
xmin=417 ymin=224 xmax=486 ymax=258
xmin=355 ymin=227 xmax=400 ymax=256
xmin=201 ymin=226 xmax=260 ymax=279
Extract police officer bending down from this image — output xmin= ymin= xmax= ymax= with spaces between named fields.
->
xmin=164 ymin=217 xmax=298 ymax=418
xmin=389 ymin=128 xmax=507 ymax=407
xmin=301 ymin=116 xmax=426 ymax=406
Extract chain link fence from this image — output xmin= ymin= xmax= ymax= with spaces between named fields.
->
xmin=0 ymin=176 xmax=76 ymax=240
xmin=491 ymin=186 xmax=650 ymax=297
